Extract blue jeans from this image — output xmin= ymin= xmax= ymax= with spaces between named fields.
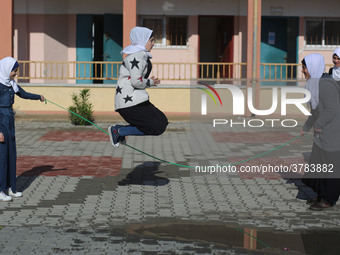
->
xmin=118 ymin=125 xmax=145 ymax=136
xmin=0 ymin=108 xmax=17 ymax=192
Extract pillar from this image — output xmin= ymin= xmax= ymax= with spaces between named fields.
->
xmin=247 ymin=0 xmax=262 ymax=116
xmin=123 ymin=0 xmax=137 ymax=49
xmin=0 ymin=0 xmax=14 ymax=58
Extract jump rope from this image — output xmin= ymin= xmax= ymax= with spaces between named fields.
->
xmin=44 ymin=98 xmax=307 ymax=169
xmin=44 ymin=98 xmax=308 ymax=250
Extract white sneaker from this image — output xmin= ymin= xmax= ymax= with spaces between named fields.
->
xmin=0 ymin=191 xmax=12 ymax=201
xmin=8 ymin=188 xmax=22 ymax=198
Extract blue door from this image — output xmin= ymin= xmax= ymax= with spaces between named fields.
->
xmin=261 ymin=17 xmax=298 ymax=85
xmin=76 ymin=14 xmax=122 ymax=84
xmin=103 ymin=14 xmax=123 ymax=84
xmin=261 ymin=17 xmax=288 ymax=85
xmin=76 ymin=15 xmax=93 ymax=84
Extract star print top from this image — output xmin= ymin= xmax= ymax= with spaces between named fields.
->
xmin=115 ymin=51 xmax=154 ymax=110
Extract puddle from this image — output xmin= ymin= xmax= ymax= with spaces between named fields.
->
xmin=126 ymin=221 xmax=340 ymax=254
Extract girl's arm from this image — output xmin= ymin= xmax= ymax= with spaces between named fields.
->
xmin=16 ymin=86 xmax=44 ymax=101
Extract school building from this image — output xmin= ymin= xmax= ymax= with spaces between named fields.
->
xmin=0 ymin=0 xmax=339 ymax=116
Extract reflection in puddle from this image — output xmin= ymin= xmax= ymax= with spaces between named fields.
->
xmin=126 ymin=221 xmax=340 ymax=254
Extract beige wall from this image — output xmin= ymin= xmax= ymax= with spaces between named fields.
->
xmin=14 ymin=86 xmax=191 ymax=115
xmin=14 ymin=14 xmax=77 ymax=84
xmin=15 ymin=14 xmax=76 ymax=62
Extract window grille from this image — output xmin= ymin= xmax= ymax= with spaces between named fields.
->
xmin=306 ymin=19 xmax=340 ymax=47
xmin=142 ymin=16 xmax=188 ymax=47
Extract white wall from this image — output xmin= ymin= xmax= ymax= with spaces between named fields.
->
xmin=15 ymin=0 xmax=122 ymax=14
xmin=15 ymin=0 xmax=340 ymax=17
xmin=263 ymin=0 xmax=340 ymax=17
xmin=137 ymin=0 xmax=247 ymax=16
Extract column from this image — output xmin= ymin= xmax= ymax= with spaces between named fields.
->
xmin=246 ymin=0 xmax=261 ymax=116
xmin=123 ymin=0 xmax=137 ymax=49
xmin=0 ymin=0 xmax=14 ymax=58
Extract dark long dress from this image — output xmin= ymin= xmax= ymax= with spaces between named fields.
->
xmin=0 ymin=84 xmax=41 ymax=193
xmin=302 ymin=143 xmax=340 ymax=205
xmin=301 ymin=74 xmax=340 ymax=205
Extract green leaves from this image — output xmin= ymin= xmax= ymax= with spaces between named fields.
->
xmin=68 ymin=89 xmax=95 ymax=125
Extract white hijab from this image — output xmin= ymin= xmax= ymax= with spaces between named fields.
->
xmin=332 ymin=47 xmax=340 ymax=81
xmin=304 ymin=53 xmax=325 ymax=110
xmin=0 ymin=57 xmax=19 ymax=93
xmin=121 ymin=26 xmax=153 ymax=58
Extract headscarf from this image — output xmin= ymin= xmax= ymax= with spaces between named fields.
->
xmin=121 ymin=26 xmax=153 ymax=58
xmin=0 ymin=57 xmax=19 ymax=93
xmin=332 ymin=47 xmax=340 ymax=81
xmin=303 ymin=53 xmax=325 ymax=109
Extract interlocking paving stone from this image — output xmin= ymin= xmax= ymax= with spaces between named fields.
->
xmin=0 ymin=120 xmax=338 ymax=253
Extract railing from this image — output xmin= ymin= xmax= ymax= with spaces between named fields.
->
xmin=17 ymin=61 xmax=121 ymax=81
xmin=17 ymin=61 xmax=333 ymax=84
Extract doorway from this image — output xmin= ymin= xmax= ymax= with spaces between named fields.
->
xmin=76 ymin=14 xmax=123 ymax=84
xmin=260 ymin=17 xmax=298 ymax=84
xmin=199 ymin=16 xmax=234 ymax=79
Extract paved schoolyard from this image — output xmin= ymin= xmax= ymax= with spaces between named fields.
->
xmin=0 ymin=118 xmax=338 ymax=254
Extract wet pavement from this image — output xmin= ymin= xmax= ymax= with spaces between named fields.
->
xmin=0 ymin=117 xmax=340 ymax=254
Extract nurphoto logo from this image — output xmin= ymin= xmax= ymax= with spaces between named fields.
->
xmin=200 ymin=85 xmax=311 ymax=116
xmin=197 ymin=83 xmax=312 ymax=128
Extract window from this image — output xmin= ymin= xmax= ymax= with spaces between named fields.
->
xmin=325 ymin=21 xmax=340 ymax=45
xmin=306 ymin=19 xmax=340 ymax=47
xmin=306 ymin=20 xmax=322 ymax=45
xmin=143 ymin=18 xmax=163 ymax=45
xmin=142 ymin=16 xmax=188 ymax=47
xmin=167 ymin=17 xmax=187 ymax=46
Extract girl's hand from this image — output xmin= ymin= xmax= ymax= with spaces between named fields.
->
xmin=150 ymin=76 xmax=160 ymax=86
xmin=300 ymin=130 xmax=306 ymax=137
xmin=40 ymin=95 xmax=45 ymax=102
xmin=0 ymin=132 xmax=4 ymax=143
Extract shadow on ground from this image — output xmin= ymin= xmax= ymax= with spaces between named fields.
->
xmin=16 ymin=165 xmax=67 ymax=192
xmin=118 ymin=162 xmax=170 ymax=186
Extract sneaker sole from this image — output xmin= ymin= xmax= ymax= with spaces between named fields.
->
xmin=9 ymin=194 xmax=23 ymax=198
xmin=108 ymin=126 xmax=120 ymax=148
xmin=0 ymin=198 xmax=12 ymax=202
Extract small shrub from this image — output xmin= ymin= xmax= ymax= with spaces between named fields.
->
xmin=68 ymin=89 xmax=95 ymax=125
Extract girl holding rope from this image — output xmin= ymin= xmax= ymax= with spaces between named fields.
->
xmin=0 ymin=57 xmax=45 ymax=201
